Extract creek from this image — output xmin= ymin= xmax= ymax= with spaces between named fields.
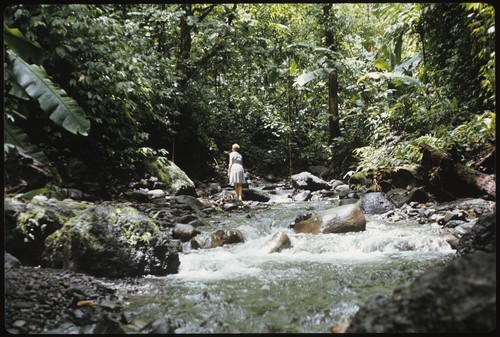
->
xmin=115 ymin=190 xmax=455 ymax=333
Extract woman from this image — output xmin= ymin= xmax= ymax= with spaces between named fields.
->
xmin=228 ymin=143 xmax=245 ymax=201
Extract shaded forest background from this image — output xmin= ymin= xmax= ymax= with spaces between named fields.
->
xmin=4 ymin=3 xmax=495 ymax=197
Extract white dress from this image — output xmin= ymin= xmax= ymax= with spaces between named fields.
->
xmin=229 ymin=151 xmax=246 ymax=185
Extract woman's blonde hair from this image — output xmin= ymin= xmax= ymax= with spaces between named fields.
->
xmin=232 ymin=143 xmax=240 ymax=151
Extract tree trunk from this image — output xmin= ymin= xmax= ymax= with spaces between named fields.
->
xmin=419 ymin=142 xmax=496 ymax=201
xmin=328 ymin=70 xmax=341 ymax=142
xmin=323 ymin=4 xmax=341 ymax=143
xmin=287 ymin=74 xmax=293 ymax=176
xmin=176 ymin=4 xmax=193 ymax=90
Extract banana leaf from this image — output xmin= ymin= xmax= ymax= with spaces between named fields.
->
xmin=4 ymin=119 xmax=51 ymax=166
xmin=5 ymin=50 xmax=90 ymax=136
xmin=3 ymin=23 xmax=48 ymax=64
xmin=293 ymin=68 xmax=334 ymax=88
xmin=4 ymin=119 xmax=62 ymax=183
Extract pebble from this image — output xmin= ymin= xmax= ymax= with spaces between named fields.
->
xmin=4 ymin=265 xmax=132 ymax=334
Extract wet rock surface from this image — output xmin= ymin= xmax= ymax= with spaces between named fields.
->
xmin=345 ymin=251 xmax=496 ymax=333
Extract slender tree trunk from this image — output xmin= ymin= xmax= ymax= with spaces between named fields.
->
xmin=328 ymin=71 xmax=341 ymax=142
xmin=287 ymin=74 xmax=293 ymax=176
xmin=323 ymin=4 xmax=341 ymax=142
xmin=177 ymin=4 xmax=193 ymax=90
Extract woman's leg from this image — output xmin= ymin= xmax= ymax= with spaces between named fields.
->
xmin=233 ymin=183 xmax=239 ymax=199
xmin=235 ymin=183 xmax=243 ymax=201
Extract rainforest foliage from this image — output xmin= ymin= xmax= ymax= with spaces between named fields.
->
xmin=3 ymin=3 xmax=495 ymax=192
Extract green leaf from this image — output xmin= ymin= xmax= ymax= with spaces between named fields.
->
xmin=4 ymin=119 xmax=51 ymax=166
xmin=6 ymin=50 xmax=90 ymax=136
xmin=357 ymin=72 xmax=381 ymax=84
xmin=374 ymin=58 xmax=391 ymax=71
xmin=20 ymin=185 xmax=65 ymax=201
xmin=384 ymin=72 xmax=423 ymax=87
xmin=289 ymin=60 xmax=297 ymax=75
xmin=293 ymin=68 xmax=333 ymax=88
xmin=3 ymin=23 xmax=48 ymax=64
xmin=273 ymin=23 xmax=290 ymax=32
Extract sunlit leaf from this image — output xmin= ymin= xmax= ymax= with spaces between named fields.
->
xmin=293 ymin=68 xmax=333 ymax=88
xmin=5 ymin=50 xmax=91 ymax=136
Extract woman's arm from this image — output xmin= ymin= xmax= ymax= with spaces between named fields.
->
xmin=228 ymin=152 xmax=233 ymax=176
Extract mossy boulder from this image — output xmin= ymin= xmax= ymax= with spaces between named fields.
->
xmin=4 ymin=196 xmax=91 ymax=266
xmin=40 ymin=202 xmax=181 ymax=278
xmin=144 ymin=156 xmax=196 ymax=196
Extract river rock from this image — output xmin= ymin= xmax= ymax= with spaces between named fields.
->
xmin=292 ymin=190 xmax=311 ymax=201
xmin=346 ymin=251 xmax=496 ymax=333
xmin=172 ymin=223 xmax=201 ymax=242
xmin=293 ymin=204 xmax=366 ymax=234
xmin=455 ymin=212 xmax=496 ymax=256
xmin=435 ymin=198 xmax=495 ymax=215
xmin=218 ymin=229 xmax=245 ymax=245
xmin=242 ymin=188 xmax=271 ymax=202
xmin=348 ymin=172 xmax=367 ymax=187
xmin=291 ymin=171 xmax=331 ymax=191
xmin=386 ymin=188 xmax=430 ymax=208
xmin=174 ymin=195 xmax=205 ymax=211
xmin=148 ymin=189 xmax=166 ymax=199
xmin=124 ymin=189 xmax=150 ymax=202
xmin=4 ymin=252 xmax=21 ymax=269
xmin=359 ymin=192 xmax=395 ymax=214
xmin=267 ymin=231 xmax=292 ymax=253
xmin=339 ymin=198 xmax=358 ymax=206
xmin=188 ymin=229 xmax=245 ymax=250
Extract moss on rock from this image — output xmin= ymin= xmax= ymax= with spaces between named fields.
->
xmin=144 ymin=156 xmax=195 ymax=195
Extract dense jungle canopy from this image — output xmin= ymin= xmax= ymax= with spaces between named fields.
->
xmin=3 ymin=3 xmax=496 ymax=198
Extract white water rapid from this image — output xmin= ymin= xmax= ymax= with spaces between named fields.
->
xmin=120 ymin=191 xmax=456 ymax=333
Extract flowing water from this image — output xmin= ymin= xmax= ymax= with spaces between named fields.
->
xmin=118 ymin=191 xmax=455 ymax=333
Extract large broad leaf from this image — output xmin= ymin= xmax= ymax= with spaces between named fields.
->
xmin=357 ymin=71 xmax=422 ymax=88
xmin=394 ymin=52 xmax=422 ymax=74
xmin=4 ymin=118 xmax=62 ymax=183
xmin=5 ymin=50 xmax=90 ymax=136
xmin=4 ymin=119 xmax=52 ymax=166
xmin=384 ymin=72 xmax=423 ymax=87
xmin=293 ymin=68 xmax=334 ymax=88
xmin=3 ymin=23 xmax=48 ymax=64
xmin=374 ymin=58 xmax=391 ymax=71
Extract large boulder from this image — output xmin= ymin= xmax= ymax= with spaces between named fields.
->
xmin=455 ymin=212 xmax=496 ymax=256
xmin=346 ymin=251 xmax=496 ymax=333
xmin=291 ymin=171 xmax=331 ymax=191
xmin=4 ymin=196 xmax=91 ymax=266
xmin=293 ymin=204 xmax=366 ymax=234
xmin=359 ymin=192 xmax=395 ymax=214
xmin=144 ymin=156 xmax=196 ymax=196
xmin=40 ymin=203 xmax=181 ymax=278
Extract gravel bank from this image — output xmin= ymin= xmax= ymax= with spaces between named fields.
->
xmin=4 ymin=261 xmax=133 ymax=334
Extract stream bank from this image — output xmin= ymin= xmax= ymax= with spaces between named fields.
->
xmin=4 ymin=183 xmax=496 ymax=333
